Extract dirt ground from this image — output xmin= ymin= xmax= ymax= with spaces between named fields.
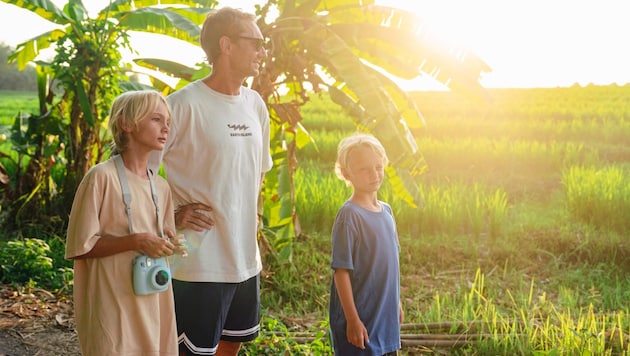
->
xmin=0 ymin=285 xmax=80 ymax=356
xmin=0 ymin=284 xmax=442 ymax=355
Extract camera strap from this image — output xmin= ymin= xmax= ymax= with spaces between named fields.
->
xmin=113 ymin=154 xmax=164 ymax=238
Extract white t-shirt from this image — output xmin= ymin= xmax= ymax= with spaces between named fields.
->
xmin=150 ymin=80 xmax=272 ymax=283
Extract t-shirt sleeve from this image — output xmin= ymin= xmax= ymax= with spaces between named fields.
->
xmin=330 ymin=208 xmax=357 ymax=271
xmin=65 ymin=170 xmax=104 ymax=259
xmin=255 ymin=93 xmax=273 ymax=173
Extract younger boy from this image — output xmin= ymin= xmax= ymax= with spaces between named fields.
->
xmin=329 ymin=133 xmax=404 ymax=355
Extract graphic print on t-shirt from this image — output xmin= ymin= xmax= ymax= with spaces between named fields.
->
xmin=227 ymin=123 xmax=252 ymax=137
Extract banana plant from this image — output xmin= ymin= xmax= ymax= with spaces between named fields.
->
xmin=253 ymin=0 xmax=490 ymax=257
xmin=135 ymin=0 xmax=490 ymax=260
xmin=4 ymin=0 xmax=489 ymax=260
xmin=1 ymin=0 xmax=217 ymax=221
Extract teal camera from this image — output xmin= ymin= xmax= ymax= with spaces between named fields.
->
xmin=132 ymin=255 xmax=171 ymax=295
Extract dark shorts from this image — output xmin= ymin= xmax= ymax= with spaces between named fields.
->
xmin=173 ymin=274 xmax=260 ymax=355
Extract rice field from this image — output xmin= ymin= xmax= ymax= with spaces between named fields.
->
xmin=263 ymin=85 xmax=630 ymax=354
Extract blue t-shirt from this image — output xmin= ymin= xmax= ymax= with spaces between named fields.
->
xmin=329 ymin=200 xmax=401 ymax=355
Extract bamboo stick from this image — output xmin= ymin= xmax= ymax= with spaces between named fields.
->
xmin=402 ymin=339 xmax=471 ymax=347
xmin=402 ymin=333 xmax=487 ymax=340
xmin=267 ymin=321 xmax=527 ymax=349
xmin=400 ymin=321 xmax=483 ymax=331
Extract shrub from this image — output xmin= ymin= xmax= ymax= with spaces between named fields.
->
xmin=0 ymin=238 xmax=72 ymax=291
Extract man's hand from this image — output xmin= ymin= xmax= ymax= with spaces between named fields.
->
xmin=175 ymin=203 xmax=214 ymax=231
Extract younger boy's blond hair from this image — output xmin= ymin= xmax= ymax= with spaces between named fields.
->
xmin=335 ymin=133 xmax=389 ymax=186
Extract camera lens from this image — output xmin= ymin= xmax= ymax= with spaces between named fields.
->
xmin=155 ymin=270 xmax=169 ymax=286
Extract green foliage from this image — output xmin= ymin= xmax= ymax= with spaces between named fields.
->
xmin=0 ymin=238 xmax=72 ymax=291
xmin=398 ymin=182 xmax=508 ymax=238
xmin=276 ymin=86 xmax=630 ymax=353
xmin=405 ymin=268 xmax=630 ymax=355
xmin=240 ymin=317 xmax=332 ymax=355
xmin=0 ymin=81 xmax=68 ymax=229
xmin=262 ymin=234 xmax=331 ymax=315
xmin=294 ymin=161 xmax=347 ymax=234
xmin=0 ymin=0 xmax=215 ymax=231
xmin=296 ymin=85 xmax=630 ymax=236
xmin=563 ymin=165 xmax=630 ymax=233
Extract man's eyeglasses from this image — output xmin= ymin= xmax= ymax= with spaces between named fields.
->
xmin=233 ymin=36 xmax=267 ymax=51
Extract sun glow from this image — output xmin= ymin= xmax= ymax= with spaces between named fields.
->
xmin=1 ymin=0 xmax=629 ymax=91
xmin=377 ymin=0 xmax=630 ymax=90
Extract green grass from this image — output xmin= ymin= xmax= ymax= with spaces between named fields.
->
xmin=255 ymin=85 xmax=630 ymax=354
xmin=0 ymin=91 xmax=39 ymax=184
xmin=563 ymin=165 xmax=630 ymax=233
xmin=0 ymin=90 xmax=38 ymax=126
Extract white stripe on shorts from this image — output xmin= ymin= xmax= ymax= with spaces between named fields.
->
xmin=222 ymin=323 xmax=260 ymax=337
xmin=179 ymin=332 xmax=218 ymax=355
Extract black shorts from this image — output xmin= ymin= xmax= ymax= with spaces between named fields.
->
xmin=173 ymin=275 xmax=260 ymax=355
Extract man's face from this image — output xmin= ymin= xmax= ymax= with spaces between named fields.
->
xmin=229 ymin=21 xmax=267 ymax=78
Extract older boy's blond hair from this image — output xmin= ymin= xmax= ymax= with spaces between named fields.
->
xmin=108 ymin=90 xmax=170 ymax=154
xmin=335 ymin=133 xmax=389 ymax=185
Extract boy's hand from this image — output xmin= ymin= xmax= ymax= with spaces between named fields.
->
xmin=167 ymin=231 xmax=188 ymax=257
xmin=346 ymin=317 xmax=369 ymax=349
xmin=136 ymin=232 xmax=174 ymax=258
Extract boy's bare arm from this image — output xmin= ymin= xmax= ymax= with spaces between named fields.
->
xmin=72 ymin=232 xmax=174 ymax=259
xmin=333 ymin=268 xmax=369 ymax=349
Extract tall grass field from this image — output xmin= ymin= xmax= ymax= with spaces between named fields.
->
xmin=1 ymin=85 xmax=630 ymax=354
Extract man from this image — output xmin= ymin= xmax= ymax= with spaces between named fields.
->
xmin=149 ymin=7 xmax=272 ymax=356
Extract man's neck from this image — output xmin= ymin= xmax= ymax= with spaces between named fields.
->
xmin=203 ymin=72 xmax=244 ymax=96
